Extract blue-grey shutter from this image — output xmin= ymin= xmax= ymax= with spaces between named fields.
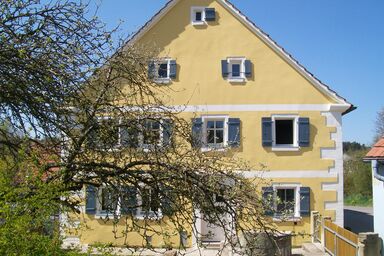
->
xmin=227 ymin=118 xmax=240 ymax=147
xmin=300 ymin=187 xmax=310 ymax=216
xmin=162 ymin=119 xmax=172 ymax=146
xmin=169 ymin=60 xmax=177 ymax=79
xmin=298 ymin=117 xmax=310 ymax=147
xmin=262 ymin=117 xmax=273 ymax=147
xmin=86 ymin=185 xmax=97 ymax=214
xmin=121 ymin=186 xmax=138 ymax=215
xmin=192 ymin=118 xmax=203 ymax=148
xmin=244 ymin=60 xmax=252 ymax=78
xmin=205 ymin=8 xmax=216 ymax=21
xmin=262 ymin=187 xmax=274 ymax=216
xmin=121 ymin=120 xmax=138 ymax=148
xmin=221 ymin=60 xmax=229 ymax=78
xmin=148 ymin=61 xmax=156 ymax=79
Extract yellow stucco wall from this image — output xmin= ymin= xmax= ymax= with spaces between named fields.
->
xmin=73 ymin=0 xmax=344 ymax=249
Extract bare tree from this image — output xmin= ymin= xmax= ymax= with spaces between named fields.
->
xmin=0 ymin=1 xmax=283 ymax=255
xmin=374 ymin=107 xmax=384 ymax=142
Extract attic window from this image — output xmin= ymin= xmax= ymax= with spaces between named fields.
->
xmin=191 ymin=7 xmax=215 ymax=25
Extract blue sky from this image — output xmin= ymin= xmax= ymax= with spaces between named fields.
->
xmin=94 ymin=0 xmax=384 ymax=145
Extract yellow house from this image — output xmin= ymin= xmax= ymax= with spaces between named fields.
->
xmin=63 ymin=0 xmax=354 ymax=252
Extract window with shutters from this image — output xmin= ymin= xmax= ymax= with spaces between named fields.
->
xmin=192 ymin=116 xmax=241 ymax=151
xmin=137 ymin=187 xmax=162 ymax=218
xmin=262 ymin=184 xmax=310 ymax=221
xmin=221 ymin=57 xmax=252 ymax=83
xmin=191 ymin=7 xmax=216 ymax=25
xmin=148 ymin=58 xmax=176 ymax=84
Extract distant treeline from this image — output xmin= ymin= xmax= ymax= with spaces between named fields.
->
xmin=343 ymin=141 xmax=368 ymax=153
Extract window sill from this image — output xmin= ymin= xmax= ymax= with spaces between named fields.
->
xmin=95 ymin=214 xmax=118 ymax=220
xmin=192 ymin=21 xmax=206 ymax=26
xmin=271 ymin=145 xmax=300 ymax=152
xmin=273 ymin=216 xmax=302 ymax=223
xmin=154 ymin=78 xmax=171 ymax=84
xmin=201 ymin=146 xmax=227 ymax=152
xmin=134 ymin=213 xmax=163 ymax=220
xmin=227 ymin=77 xmax=246 ymax=83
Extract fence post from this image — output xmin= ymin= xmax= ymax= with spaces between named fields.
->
xmin=321 ymin=216 xmax=332 ymax=251
xmin=358 ymin=232 xmax=380 ymax=256
xmin=310 ymin=211 xmax=318 ymax=243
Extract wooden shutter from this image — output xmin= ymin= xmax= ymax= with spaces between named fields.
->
xmin=169 ymin=60 xmax=177 ymax=79
xmin=262 ymin=187 xmax=274 ymax=216
xmin=148 ymin=61 xmax=156 ymax=79
xmin=221 ymin=60 xmax=229 ymax=78
xmin=191 ymin=118 xmax=203 ymax=148
xmin=262 ymin=117 xmax=273 ymax=147
xmin=204 ymin=8 xmax=216 ymax=21
xmin=161 ymin=186 xmax=176 ymax=216
xmin=86 ymin=185 xmax=97 ymax=214
xmin=227 ymin=118 xmax=241 ymax=147
xmin=298 ymin=117 xmax=310 ymax=147
xmin=162 ymin=119 xmax=173 ymax=147
xmin=299 ymin=187 xmax=311 ymax=216
xmin=244 ymin=60 xmax=252 ymax=78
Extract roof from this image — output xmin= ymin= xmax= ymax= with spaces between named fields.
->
xmin=125 ymin=0 xmax=355 ymax=115
xmin=365 ymin=137 xmax=384 ymax=160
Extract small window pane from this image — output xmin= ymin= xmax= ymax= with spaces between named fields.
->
xmin=275 ymin=119 xmax=294 ymax=145
xmin=207 ymin=121 xmax=215 ymax=129
xmin=207 ymin=130 xmax=215 ymax=144
xmin=215 ymin=120 xmax=224 ymax=129
xmin=195 ymin=11 xmax=202 ymax=21
xmin=232 ymin=64 xmax=241 ymax=77
xmin=158 ymin=63 xmax=168 ymax=78
xmin=276 ymin=188 xmax=295 ymax=215
xmin=216 ymin=130 xmax=224 ymax=144
xmin=143 ymin=120 xmax=160 ymax=145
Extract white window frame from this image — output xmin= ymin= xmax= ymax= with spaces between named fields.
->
xmin=201 ymin=115 xmax=229 ymax=151
xmin=152 ymin=58 xmax=172 ymax=84
xmin=136 ymin=185 xmax=163 ymax=220
xmin=226 ymin=57 xmax=246 ymax=83
xmin=95 ymin=186 xmax=121 ymax=219
xmin=272 ymin=183 xmax=302 ymax=221
xmin=271 ymin=114 xmax=299 ymax=151
xmin=191 ymin=7 xmax=206 ymax=25
xmin=138 ymin=118 xmax=165 ymax=151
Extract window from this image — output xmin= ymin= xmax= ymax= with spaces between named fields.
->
xmin=191 ymin=7 xmax=216 ymax=25
xmin=276 ymin=188 xmax=295 ymax=216
xmin=275 ymin=119 xmax=294 ymax=145
xmin=143 ymin=119 xmax=161 ymax=146
xmin=262 ymin=115 xmax=310 ymax=151
xmin=139 ymin=187 xmax=161 ymax=217
xmin=85 ymin=185 xmax=170 ymax=219
xmin=221 ymin=58 xmax=252 ymax=83
xmin=192 ymin=117 xmax=240 ymax=150
xmin=206 ymin=119 xmax=225 ymax=147
xmin=262 ymin=185 xmax=311 ymax=220
xmin=89 ymin=117 xmax=120 ymax=150
xmin=148 ymin=59 xmax=176 ymax=83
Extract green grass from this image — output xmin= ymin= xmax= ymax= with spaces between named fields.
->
xmin=344 ymin=194 xmax=373 ymax=207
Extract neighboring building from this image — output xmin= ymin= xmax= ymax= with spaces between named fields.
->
xmin=364 ymin=137 xmax=384 ymax=256
xmin=64 ymin=0 xmax=354 ymax=250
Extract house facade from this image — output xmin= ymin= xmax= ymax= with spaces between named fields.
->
xmin=364 ymin=137 xmax=384 ymax=256
xmin=63 ymin=0 xmax=354 ymax=250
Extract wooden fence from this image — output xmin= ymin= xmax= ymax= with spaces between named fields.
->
xmin=323 ymin=219 xmax=359 ymax=256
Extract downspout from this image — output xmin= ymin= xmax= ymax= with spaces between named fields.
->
xmin=373 ymin=160 xmax=384 ymax=182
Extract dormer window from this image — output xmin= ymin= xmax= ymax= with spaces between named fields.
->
xmin=191 ymin=7 xmax=216 ymax=25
